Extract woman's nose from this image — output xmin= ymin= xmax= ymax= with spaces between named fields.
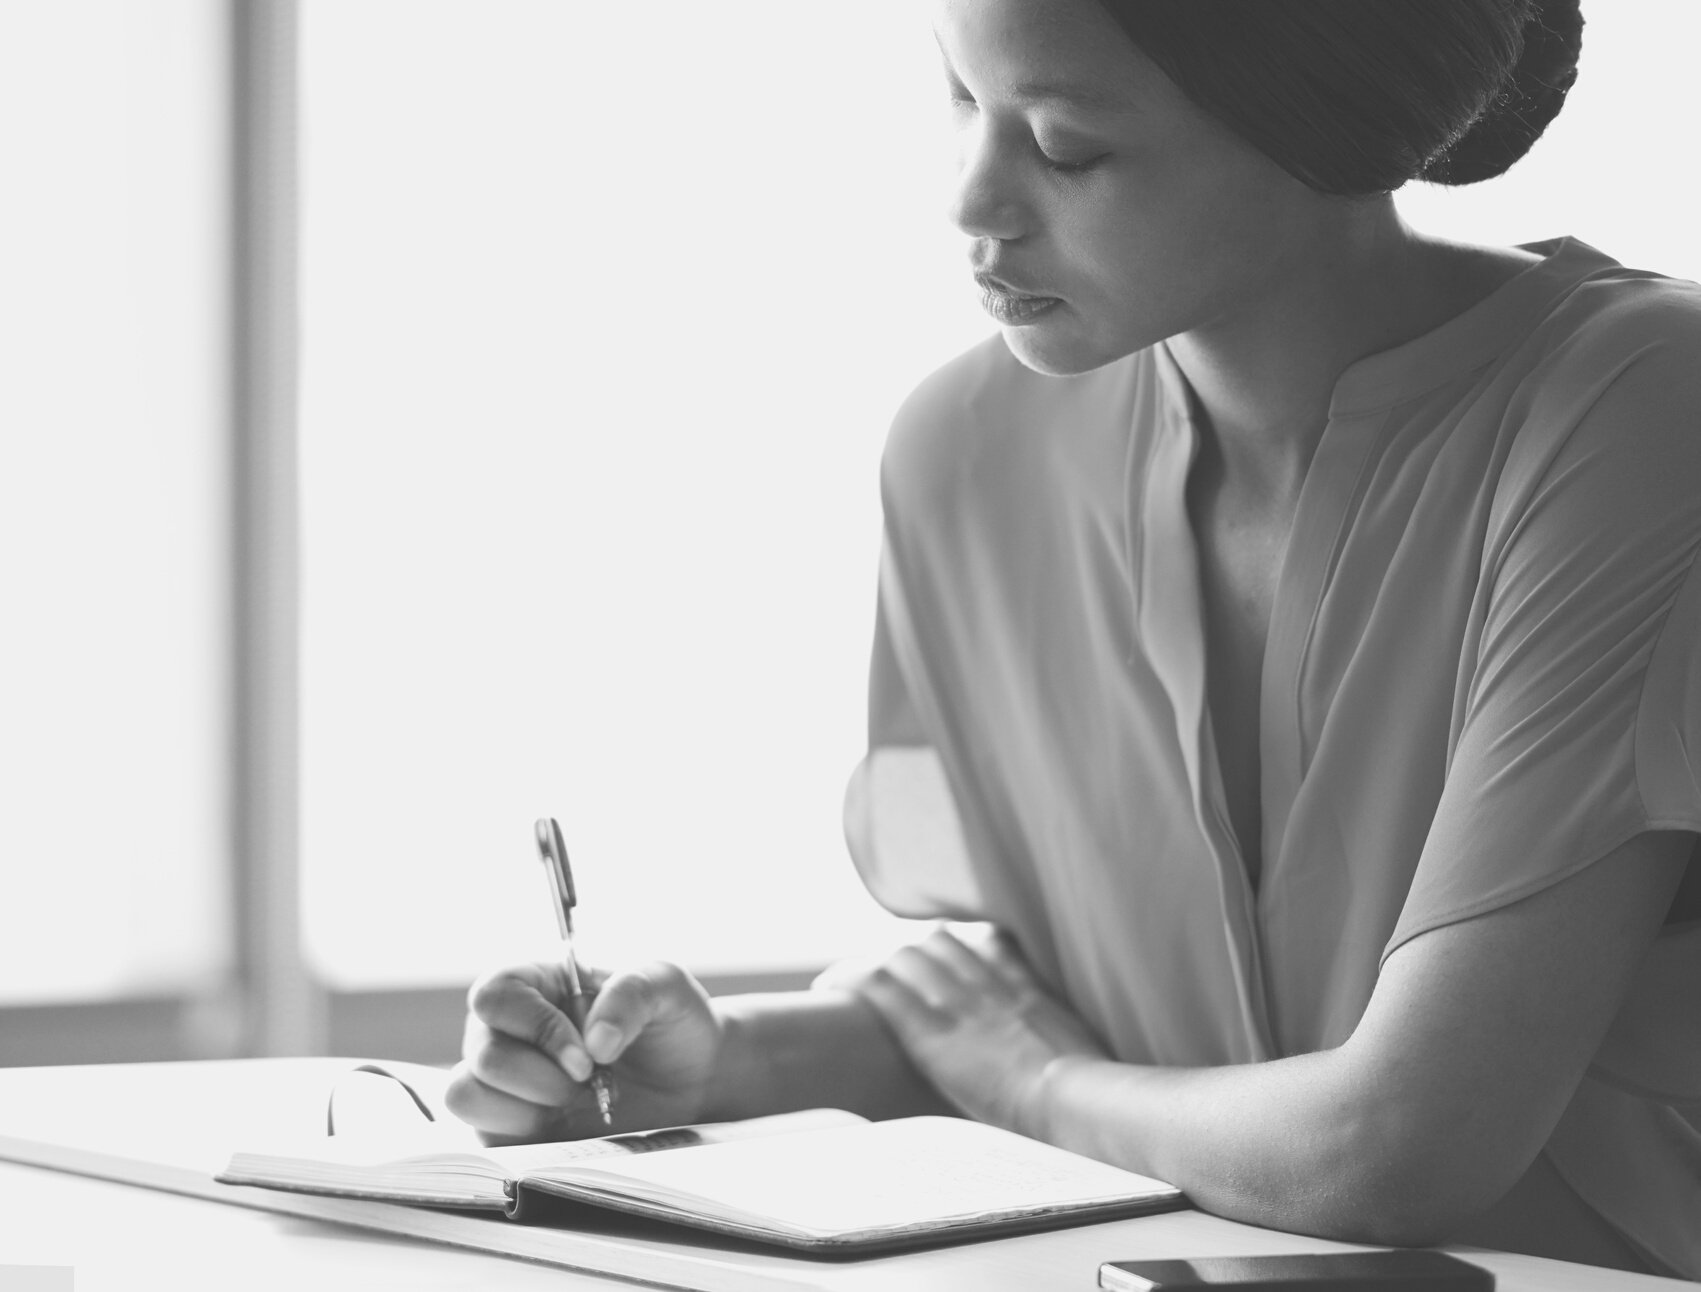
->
xmin=946 ymin=126 xmax=1027 ymax=241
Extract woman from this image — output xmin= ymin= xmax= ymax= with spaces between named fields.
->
xmin=447 ymin=0 xmax=1701 ymax=1275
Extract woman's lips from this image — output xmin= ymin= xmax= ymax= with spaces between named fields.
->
xmin=975 ymin=275 xmax=1062 ymax=326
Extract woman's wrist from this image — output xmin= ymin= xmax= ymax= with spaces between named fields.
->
xmin=1020 ymin=1051 xmax=1171 ymax=1183
xmin=699 ymin=987 xmax=954 ymax=1123
xmin=699 ymin=990 xmax=860 ymax=1121
xmin=1021 ymin=1051 xmax=1091 ymax=1143
xmin=698 ymin=993 xmax=762 ymax=1121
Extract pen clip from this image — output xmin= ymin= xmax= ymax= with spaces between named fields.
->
xmin=534 ymin=816 xmax=577 ymax=941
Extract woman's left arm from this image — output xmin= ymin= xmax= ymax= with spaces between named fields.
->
xmin=850 ymin=829 xmax=1691 ymax=1245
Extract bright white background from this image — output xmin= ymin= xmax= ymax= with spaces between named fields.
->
xmin=0 ymin=0 xmax=230 ymax=1003
xmin=1396 ymin=4 xmax=1701 ymax=275
xmin=296 ymin=1 xmax=989 ymax=985
xmin=3 ymin=2 xmax=1697 ymax=1002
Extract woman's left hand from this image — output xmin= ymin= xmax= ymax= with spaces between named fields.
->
xmin=835 ymin=924 xmax=1109 ymax=1136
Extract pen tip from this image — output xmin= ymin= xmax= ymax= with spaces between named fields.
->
xmin=595 ymin=1078 xmax=614 ymax=1125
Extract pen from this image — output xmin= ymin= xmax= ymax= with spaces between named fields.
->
xmin=534 ymin=816 xmax=616 ymax=1125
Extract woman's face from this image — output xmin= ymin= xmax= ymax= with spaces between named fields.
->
xmin=935 ymin=0 xmax=1338 ymax=376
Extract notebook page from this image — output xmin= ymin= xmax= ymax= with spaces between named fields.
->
xmin=490 ymin=1107 xmax=864 ymax=1177
xmin=221 ymin=1108 xmax=867 ymax=1200
xmin=527 ymin=1116 xmax=1178 ymax=1237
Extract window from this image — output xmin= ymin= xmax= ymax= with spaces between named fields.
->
xmin=0 ymin=0 xmax=230 ymax=1007
xmin=297 ymin=1 xmax=987 ymax=989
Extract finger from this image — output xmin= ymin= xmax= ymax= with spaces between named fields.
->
xmin=810 ymin=955 xmax=881 ymax=993
xmin=473 ymin=959 xmax=575 ymax=1003
xmin=466 ymin=968 xmax=592 ymax=1079
xmin=853 ymin=960 xmax=953 ymax=1038
xmin=973 ymin=925 xmax=1039 ymax=993
xmin=883 ymin=941 xmax=977 ymax=1010
xmin=443 ymin=1063 xmax=566 ymax=1141
xmin=462 ymin=1010 xmax=591 ymax=1089
xmin=464 ymin=1024 xmax=581 ymax=1106
xmin=920 ymin=925 xmax=1003 ymax=992
xmin=581 ymin=960 xmax=712 ymax=1064
xmin=577 ymin=963 xmax=674 ymax=1065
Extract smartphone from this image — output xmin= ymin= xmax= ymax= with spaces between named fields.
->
xmin=1099 ymin=1250 xmax=1493 ymax=1291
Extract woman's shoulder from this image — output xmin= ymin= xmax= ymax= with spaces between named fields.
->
xmin=1486 ymin=252 xmax=1701 ymax=570
xmin=882 ymin=334 xmax=1019 ymax=472
xmin=879 ymin=335 xmax=1149 ymax=513
xmin=883 ymin=332 xmax=1063 ymax=470
xmin=1540 ymin=247 xmax=1701 ymax=376
xmin=1503 ymin=250 xmax=1701 ymax=482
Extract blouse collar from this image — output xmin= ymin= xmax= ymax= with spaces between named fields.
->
xmin=1326 ymin=236 xmax=1617 ymax=416
xmin=1150 ymin=237 xmax=1620 ymax=426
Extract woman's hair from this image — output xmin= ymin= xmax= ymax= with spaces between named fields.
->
xmin=1096 ymin=0 xmax=1584 ymax=196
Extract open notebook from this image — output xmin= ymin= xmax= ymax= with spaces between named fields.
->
xmin=217 ymin=1068 xmax=1184 ymax=1254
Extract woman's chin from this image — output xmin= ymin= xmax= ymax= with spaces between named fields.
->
xmin=998 ymin=322 xmax=1131 ymax=378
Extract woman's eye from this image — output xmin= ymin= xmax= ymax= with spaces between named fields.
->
xmin=1040 ymin=151 xmax=1107 ymax=175
xmin=1034 ymin=131 xmax=1107 ymax=175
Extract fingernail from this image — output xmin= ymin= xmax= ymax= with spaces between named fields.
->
xmin=558 ymin=1047 xmax=592 ymax=1083
xmin=585 ymin=1021 xmax=621 ymax=1062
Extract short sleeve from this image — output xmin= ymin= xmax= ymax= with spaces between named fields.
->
xmin=1636 ymin=533 xmax=1701 ymax=832
xmin=1387 ymin=330 xmax=1701 ymax=961
xmin=840 ymin=336 xmax=1030 ymax=925
xmin=840 ymin=541 xmax=986 ymax=920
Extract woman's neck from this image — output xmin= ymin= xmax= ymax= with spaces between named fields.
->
xmin=1164 ymin=201 xmax=1540 ymax=500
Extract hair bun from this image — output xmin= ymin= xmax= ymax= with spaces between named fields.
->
xmin=1422 ymin=0 xmax=1584 ymax=186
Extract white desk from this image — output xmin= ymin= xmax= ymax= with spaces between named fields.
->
xmin=6 ymin=1158 xmax=1691 ymax=1292
xmin=0 ymin=1061 xmax=1688 ymax=1292
xmin=0 ymin=1158 xmax=627 ymax=1291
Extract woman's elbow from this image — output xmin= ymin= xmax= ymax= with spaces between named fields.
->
xmin=1327 ymin=1179 xmax=1489 ymax=1249
xmin=1308 ymin=1105 xmax=1530 ymax=1247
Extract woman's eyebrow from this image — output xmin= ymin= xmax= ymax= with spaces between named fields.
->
xmin=942 ymin=67 xmax=1133 ymax=116
xmin=1005 ymin=78 xmax=1132 ymax=114
xmin=935 ymin=33 xmax=1132 ymax=116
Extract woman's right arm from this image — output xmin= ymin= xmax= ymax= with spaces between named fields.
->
xmin=704 ymin=985 xmax=956 ymax=1121
xmin=444 ymin=959 xmax=951 ymax=1143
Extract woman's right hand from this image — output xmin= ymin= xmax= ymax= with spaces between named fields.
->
xmin=445 ymin=959 xmax=724 ymax=1143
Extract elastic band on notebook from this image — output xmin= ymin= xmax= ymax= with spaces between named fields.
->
xmin=325 ymin=1062 xmax=438 ymax=1136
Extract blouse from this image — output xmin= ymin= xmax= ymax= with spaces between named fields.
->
xmin=843 ymin=238 xmax=1701 ymax=1276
